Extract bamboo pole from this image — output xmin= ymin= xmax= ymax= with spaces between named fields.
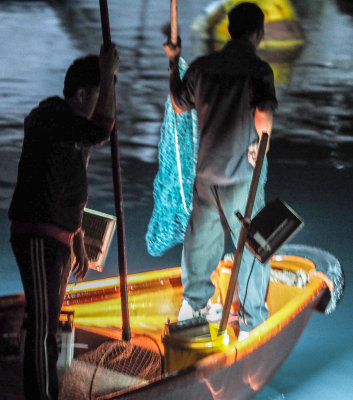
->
xmin=99 ymin=0 xmax=131 ymax=342
xmin=219 ymin=133 xmax=269 ymax=334
xmin=170 ymin=0 xmax=178 ymax=45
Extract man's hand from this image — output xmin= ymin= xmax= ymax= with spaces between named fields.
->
xmin=163 ymin=37 xmax=181 ymax=65
xmin=254 ymin=108 xmax=273 ymax=153
xmin=248 ymin=142 xmax=259 ymax=167
xmin=72 ymin=230 xmax=89 ymax=281
xmin=93 ymin=42 xmax=120 ymax=128
xmin=99 ymin=42 xmax=120 ymax=79
xmin=162 ymin=37 xmax=184 ymax=114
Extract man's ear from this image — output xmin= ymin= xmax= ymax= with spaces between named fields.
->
xmin=75 ymin=88 xmax=86 ymax=105
xmin=257 ymin=27 xmax=264 ymax=42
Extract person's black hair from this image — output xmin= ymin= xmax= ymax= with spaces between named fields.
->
xmin=63 ymin=55 xmax=100 ymax=99
xmin=228 ymin=2 xmax=264 ymax=39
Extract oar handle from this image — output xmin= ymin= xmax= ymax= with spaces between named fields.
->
xmin=170 ymin=0 xmax=178 ymax=45
xmin=244 ymin=134 xmax=268 ymax=221
xmin=99 ymin=0 xmax=112 ymax=45
xmin=99 ymin=0 xmax=131 ymax=342
xmin=219 ymin=133 xmax=269 ymax=334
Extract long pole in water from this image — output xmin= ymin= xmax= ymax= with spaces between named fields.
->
xmin=170 ymin=0 xmax=178 ymax=45
xmin=219 ymin=133 xmax=269 ymax=334
xmin=99 ymin=0 xmax=131 ymax=342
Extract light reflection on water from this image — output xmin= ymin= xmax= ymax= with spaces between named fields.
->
xmin=274 ymin=0 xmax=353 ymax=171
xmin=1 ymin=0 xmax=353 ymax=210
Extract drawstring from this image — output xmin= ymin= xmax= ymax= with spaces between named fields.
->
xmin=174 ymin=114 xmax=191 ymax=215
xmin=239 ymin=255 xmax=256 ymax=324
xmin=213 ymin=186 xmax=234 ymax=237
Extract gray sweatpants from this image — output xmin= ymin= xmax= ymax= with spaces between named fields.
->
xmin=181 ymin=171 xmax=270 ymax=332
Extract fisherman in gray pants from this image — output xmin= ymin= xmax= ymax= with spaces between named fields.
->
xmin=164 ymin=2 xmax=278 ymax=338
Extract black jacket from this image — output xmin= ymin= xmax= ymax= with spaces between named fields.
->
xmin=173 ymin=39 xmax=277 ymax=185
xmin=9 ymin=96 xmax=111 ymax=232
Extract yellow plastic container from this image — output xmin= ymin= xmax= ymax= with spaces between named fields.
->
xmin=162 ymin=322 xmax=232 ymax=373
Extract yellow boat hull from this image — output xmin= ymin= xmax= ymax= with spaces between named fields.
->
xmin=57 ymin=253 xmax=328 ymax=399
xmin=62 ymin=254 xmax=326 ymax=345
xmin=0 ymin=250 xmax=331 ymax=399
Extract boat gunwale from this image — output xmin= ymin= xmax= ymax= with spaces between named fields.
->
xmin=88 ymin=282 xmax=328 ymax=400
xmin=0 ymin=254 xmax=330 ymax=400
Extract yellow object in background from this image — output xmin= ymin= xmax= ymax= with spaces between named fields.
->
xmin=191 ymin=0 xmax=305 ymax=84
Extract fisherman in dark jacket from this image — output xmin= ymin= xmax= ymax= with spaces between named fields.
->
xmin=8 ymin=43 xmax=119 ymax=400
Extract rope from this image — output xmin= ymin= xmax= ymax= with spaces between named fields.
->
xmin=224 ymin=252 xmax=309 ymax=288
xmin=174 ymin=114 xmax=190 ymax=215
xmin=273 ymin=244 xmax=344 ymax=314
xmin=270 ymin=268 xmax=307 ymax=288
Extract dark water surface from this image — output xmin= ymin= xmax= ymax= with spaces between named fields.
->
xmin=0 ymin=1 xmax=352 ymax=399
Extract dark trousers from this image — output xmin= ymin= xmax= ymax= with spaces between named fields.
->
xmin=11 ymin=234 xmax=71 ymax=400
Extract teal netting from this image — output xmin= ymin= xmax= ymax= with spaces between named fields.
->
xmin=146 ymin=58 xmax=199 ymax=256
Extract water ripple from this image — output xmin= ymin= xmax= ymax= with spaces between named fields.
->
xmin=1 ymin=0 xmax=353 ymax=211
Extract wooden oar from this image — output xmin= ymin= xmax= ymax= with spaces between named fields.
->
xmin=219 ymin=133 xmax=269 ymax=334
xmin=170 ymin=0 xmax=178 ymax=45
xmin=99 ymin=0 xmax=131 ymax=341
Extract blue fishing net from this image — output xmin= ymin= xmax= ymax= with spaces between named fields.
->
xmin=146 ymin=58 xmax=199 ymax=256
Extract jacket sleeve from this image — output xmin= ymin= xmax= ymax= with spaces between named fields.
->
xmin=60 ymin=113 xmax=112 ymax=146
xmin=250 ymin=62 xmax=278 ymax=112
xmin=26 ymin=101 xmax=113 ymax=147
xmin=171 ymin=63 xmax=196 ymax=112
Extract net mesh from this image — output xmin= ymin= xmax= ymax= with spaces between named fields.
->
xmin=59 ymin=336 xmax=162 ymax=400
xmin=145 ymin=58 xmax=199 ymax=256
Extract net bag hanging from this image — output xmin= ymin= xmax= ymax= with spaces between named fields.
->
xmin=146 ymin=58 xmax=199 ymax=256
xmin=59 ymin=335 xmax=162 ymax=400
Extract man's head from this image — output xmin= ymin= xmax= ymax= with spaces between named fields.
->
xmin=63 ymin=55 xmax=100 ymax=118
xmin=228 ymin=2 xmax=264 ymax=43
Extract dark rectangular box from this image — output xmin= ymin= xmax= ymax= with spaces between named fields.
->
xmin=245 ymin=198 xmax=304 ymax=263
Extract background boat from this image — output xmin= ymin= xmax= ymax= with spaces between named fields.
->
xmin=191 ymin=0 xmax=305 ymax=84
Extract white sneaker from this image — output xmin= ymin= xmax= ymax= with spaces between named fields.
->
xmin=238 ymin=330 xmax=249 ymax=341
xmin=205 ymin=301 xmax=223 ymax=322
xmin=178 ymin=299 xmax=223 ymax=322
xmin=178 ymin=300 xmax=207 ymax=321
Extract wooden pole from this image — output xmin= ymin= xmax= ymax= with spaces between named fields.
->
xmin=170 ymin=0 xmax=178 ymax=45
xmin=219 ymin=133 xmax=269 ymax=334
xmin=99 ymin=0 xmax=131 ymax=342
